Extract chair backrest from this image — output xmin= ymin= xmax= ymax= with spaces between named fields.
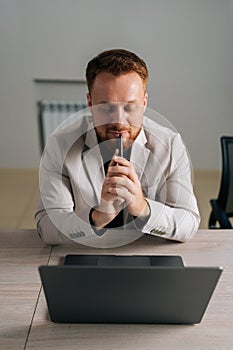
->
xmin=217 ymin=136 xmax=233 ymax=215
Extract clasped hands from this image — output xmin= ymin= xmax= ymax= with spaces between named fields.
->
xmin=91 ymin=150 xmax=150 ymax=229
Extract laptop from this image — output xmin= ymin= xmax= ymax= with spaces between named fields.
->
xmin=39 ymin=255 xmax=222 ymax=324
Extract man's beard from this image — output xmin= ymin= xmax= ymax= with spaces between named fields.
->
xmin=95 ymin=125 xmax=140 ymax=151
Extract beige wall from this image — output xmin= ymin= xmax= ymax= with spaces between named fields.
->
xmin=0 ymin=0 xmax=232 ymax=169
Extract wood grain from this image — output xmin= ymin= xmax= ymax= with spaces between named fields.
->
xmin=0 ymin=229 xmax=50 ymax=350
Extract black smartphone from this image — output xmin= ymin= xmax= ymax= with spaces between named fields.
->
xmin=117 ymin=134 xmax=123 ymax=157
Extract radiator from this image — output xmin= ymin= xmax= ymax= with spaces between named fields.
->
xmin=38 ymin=100 xmax=87 ymax=151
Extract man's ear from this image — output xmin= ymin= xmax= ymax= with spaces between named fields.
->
xmin=144 ymin=92 xmax=148 ymax=108
xmin=143 ymin=92 xmax=148 ymax=113
xmin=86 ymin=93 xmax=92 ymax=107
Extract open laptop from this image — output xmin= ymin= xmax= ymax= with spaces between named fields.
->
xmin=39 ymin=255 xmax=222 ymax=324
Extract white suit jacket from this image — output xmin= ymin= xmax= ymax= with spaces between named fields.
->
xmin=35 ymin=116 xmax=200 ymax=244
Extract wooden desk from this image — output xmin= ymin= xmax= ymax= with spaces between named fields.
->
xmin=0 ymin=230 xmax=233 ymax=350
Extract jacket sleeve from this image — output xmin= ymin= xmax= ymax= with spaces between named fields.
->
xmin=34 ymin=135 xmax=99 ymax=245
xmin=140 ymin=133 xmax=200 ymax=242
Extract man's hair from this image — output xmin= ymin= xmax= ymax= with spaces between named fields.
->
xmin=86 ymin=49 xmax=148 ymax=93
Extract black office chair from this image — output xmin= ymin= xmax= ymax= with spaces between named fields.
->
xmin=209 ymin=136 xmax=233 ymax=229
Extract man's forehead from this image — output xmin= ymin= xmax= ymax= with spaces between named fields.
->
xmin=97 ymin=100 xmax=138 ymax=104
xmin=93 ymin=71 xmax=143 ymax=88
xmin=91 ymin=73 xmax=145 ymax=102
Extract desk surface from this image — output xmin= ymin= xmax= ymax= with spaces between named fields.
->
xmin=0 ymin=229 xmax=233 ymax=350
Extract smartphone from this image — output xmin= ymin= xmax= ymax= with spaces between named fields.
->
xmin=117 ymin=134 xmax=123 ymax=157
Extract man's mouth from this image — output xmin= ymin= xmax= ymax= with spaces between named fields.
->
xmin=107 ymin=130 xmax=129 ymax=137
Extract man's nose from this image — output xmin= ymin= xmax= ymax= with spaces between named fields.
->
xmin=113 ymin=106 xmax=125 ymax=123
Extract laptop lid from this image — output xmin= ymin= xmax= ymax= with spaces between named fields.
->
xmin=39 ymin=259 xmax=222 ymax=324
xmin=64 ymin=254 xmax=184 ymax=267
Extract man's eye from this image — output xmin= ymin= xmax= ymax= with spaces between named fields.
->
xmin=98 ymin=105 xmax=115 ymax=113
xmin=124 ymin=104 xmax=135 ymax=112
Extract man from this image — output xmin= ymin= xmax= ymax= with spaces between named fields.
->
xmin=35 ymin=49 xmax=200 ymax=245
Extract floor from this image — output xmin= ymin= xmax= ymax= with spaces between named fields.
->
xmin=0 ymin=169 xmax=39 ymax=229
xmin=0 ymin=169 xmax=221 ymax=230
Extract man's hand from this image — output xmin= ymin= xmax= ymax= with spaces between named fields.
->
xmin=91 ymin=151 xmax=126 ymax=228
xmin=91 ymin=151 xmax=150 ymax=229
xmin=107 ymin=155 xmax=150 ymax=218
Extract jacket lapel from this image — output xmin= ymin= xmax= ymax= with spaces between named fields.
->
xmin=130 ymin=128 xmax=150 ymax=180
xmin=82 ymin=127 xmax=105 ymax=204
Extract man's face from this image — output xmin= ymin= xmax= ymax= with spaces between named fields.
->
xmin=87 ymin=72 xmax=148 ymax=150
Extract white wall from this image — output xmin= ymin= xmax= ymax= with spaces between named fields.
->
xmin=0 ymin=0 xmax=232 ymax=169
